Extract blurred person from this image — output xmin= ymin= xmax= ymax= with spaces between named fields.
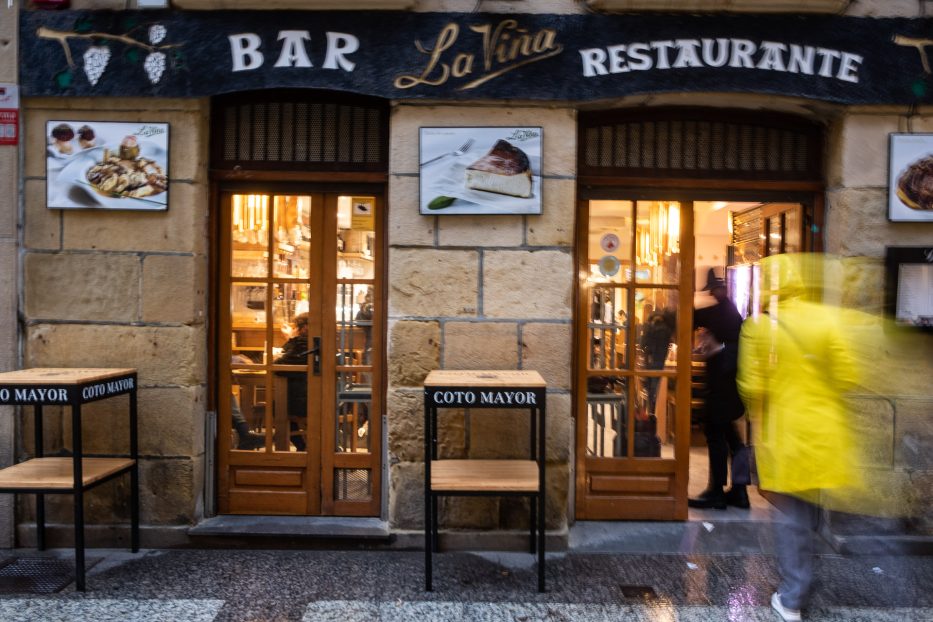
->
xmin=737 ymin=254 xmax=862 ymax=622
xmin=639 ymin=308 xmax=673 ymax=415
xmin=690 ymin=267 xmax=748 ymax=510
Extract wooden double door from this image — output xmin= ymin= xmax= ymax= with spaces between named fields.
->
xmin=217 ymin=188 xmax=382 ymax=516
xmin=574 ymin=194 xmax=811 ymax=520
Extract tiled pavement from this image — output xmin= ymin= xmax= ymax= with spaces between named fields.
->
xmin=0 ymin=546 xmax=930 ymax=621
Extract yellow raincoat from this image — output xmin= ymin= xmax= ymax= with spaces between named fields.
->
xmin=737 ymin=255 xmax=863 ymax=508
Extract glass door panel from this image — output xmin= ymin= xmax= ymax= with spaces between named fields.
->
xmin=578 ymin=197 xmax=690 ymax=521
xmin=221 ymin=189 xmax=381 ymax=516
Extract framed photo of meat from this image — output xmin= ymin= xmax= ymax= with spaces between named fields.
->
xmin=46 ymin=121 xmax=169 ymax=211
xmin=419 ymin=127 xmax=542 ymax=215
xmin=888 ymin=133 xmax=933 ymax=222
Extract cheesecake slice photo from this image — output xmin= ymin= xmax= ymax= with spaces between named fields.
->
xmin=464 ymin=139 xmax=533 ymax=198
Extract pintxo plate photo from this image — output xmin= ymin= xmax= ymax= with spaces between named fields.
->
xmin=888 ymin=133 xmax=933 ymax=222
xmin=46 ymin=121 xmax=169 ymax=211
xmin=419 ymin=127 xmax=542 ymax=215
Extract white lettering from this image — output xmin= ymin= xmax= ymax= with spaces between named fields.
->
xmin=816 ymin=47 xmax=840 ymax=77
xmin=701 ymin=38 xmax=729 ymax=67
xmin=757 ymin=41 xmax=787 ymax=72
xmin=229 ymin=33 xmax=264 ymax=72
xmin=323 ymin=32 xmax=359 ymax=72
xmin=274 ymin=31 xmax=313 ymax=68
xmin=0 ymin=389 xmax=8 ymax=401
xmin=729 ymin=39 xmax=756 ymax=68
xmin=607 ymin=44 xmax=629 ymax=73
xmin=672 ymin=39 xmax=703 ymax=69
xmin=837 ymin=52 xmax=862 ymax=83
xmin=579 ymin=48 xmax=608 ymax=77
xmin=787 ymin=44 xmax=815 ymax=74
xmin=627 ymin=43 xmax=652 ymax=70
xmin=651 ymin=40 xmax=674 ymax=69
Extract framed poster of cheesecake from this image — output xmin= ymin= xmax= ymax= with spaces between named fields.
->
xmin=46 ymin=121 xmax=169 ymax=211
xmin=888 ymin=133 xmax=933 ymax=222
xmin=419 ymin=127 xmax=542 ymax=215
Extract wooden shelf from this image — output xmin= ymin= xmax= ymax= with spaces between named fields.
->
xmin=0 ymin=457 xmax=135 ymax=490
xmin=430 ymin=459 xmax=539 ymax=492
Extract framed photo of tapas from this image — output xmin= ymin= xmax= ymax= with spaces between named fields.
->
xmin=46 ymin=121 xmax=169 ymax=211
xmin=888 ymin=133 xmax=933 ymax=222
xmin=419 ymin=126 xmax=542 ymax=215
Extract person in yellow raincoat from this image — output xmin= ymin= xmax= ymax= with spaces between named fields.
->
xmin=737 ymin=254 xmax=863 ymax=622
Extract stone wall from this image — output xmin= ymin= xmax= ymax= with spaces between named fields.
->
xmin=823 ymin=108 xmax=933 ymax=537
xmin=0 ymin=2 xmax=18 ymax=548
xmin=20 ymin=97 xmax=209 ymax=542
xmin=386 ymin=104 xmax=576 ymax=532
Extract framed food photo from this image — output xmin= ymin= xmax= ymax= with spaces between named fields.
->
xmin=888 ymin=133 xmax=933 ymax=222
xmin=46 ymin=121 xmax=169 ymax=211
xmin=419 ymin=127 xmax=542 ymax=215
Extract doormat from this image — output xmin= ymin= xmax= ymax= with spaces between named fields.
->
xmin=0 ymin=557 xmax=75 ymax=594
xmin=619 ymin=584 xmax=658 ymax=600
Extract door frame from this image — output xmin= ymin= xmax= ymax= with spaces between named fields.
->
xmin=573 ymin=185 xmax=823 ymax=521
xmin=210 ymin=181 xmax=387 ymax=517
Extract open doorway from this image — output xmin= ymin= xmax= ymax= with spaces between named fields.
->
xmin=688 ymin=200 xmax=805 ymax=513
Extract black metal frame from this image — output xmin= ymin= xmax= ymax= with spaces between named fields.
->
xmin=423 ymin=384 xmax=547 ymax=593
xmin=0 ymin=372 xmax=140 ymax=592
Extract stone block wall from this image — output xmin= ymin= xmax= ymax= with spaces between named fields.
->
xmin=386 ymin=104 xmax=576 ymax=532
xmin=0 ymin=2 xmax=18 ymax=548
xmin=20 ymin=97 xmax=209 ymax=539
xmin=823 ymin=108 xmax=933 ymax=536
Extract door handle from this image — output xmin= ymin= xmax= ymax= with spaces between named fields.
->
xmin=310 ymin=336 xmax=321 ymax=376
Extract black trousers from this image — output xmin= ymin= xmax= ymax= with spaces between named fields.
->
xmin=703 ymin=420 xmax=745 ymax=489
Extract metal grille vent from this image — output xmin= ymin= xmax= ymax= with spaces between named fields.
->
xmin=335 ymin=468 xmax=371 ymax=501
xmin=213 ymin=92 xmax=387 ymax=172
xmin=580 ymin=110 xmax=821 ymax=181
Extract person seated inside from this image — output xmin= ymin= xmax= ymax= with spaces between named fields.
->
xmin=275 ymin=312 xmax=310 ymax=451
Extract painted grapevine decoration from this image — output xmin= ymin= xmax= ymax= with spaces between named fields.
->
xmin=37 ymin=16 xmax=184 ymax=89
xmin=82 ymin=46 xmax=110 ymax=86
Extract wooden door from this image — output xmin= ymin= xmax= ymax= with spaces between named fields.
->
xmin=218 ymin=190 xmax=382 ymax=516
xmin=575 ymin=198 xmax=694 ymax=520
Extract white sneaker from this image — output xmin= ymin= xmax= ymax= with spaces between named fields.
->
xmin=771 ymin=592 xmax=801 ymax=622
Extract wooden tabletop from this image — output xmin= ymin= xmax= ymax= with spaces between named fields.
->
xmin=424 ymin=370 xmax=545 ymax=388
xmin=0 ymin=368 xmax=137 ymax=386
xmin=0 ymin=457 xmax=135 ymax=490
xmin=430 ymin=459 xmax=540 ymax=492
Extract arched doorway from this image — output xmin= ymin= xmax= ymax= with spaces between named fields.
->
xmin=210 ymin=91 xmax=388 ymax=516
xmin=574 ymin=107 xmax=824 ymax=520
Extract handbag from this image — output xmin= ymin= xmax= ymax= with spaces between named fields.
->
xmin=731 ymin=444 xmax=757 ymax=486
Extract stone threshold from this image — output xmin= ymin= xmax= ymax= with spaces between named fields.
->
xmin=187 ymin=515 xmax=391 ymax=540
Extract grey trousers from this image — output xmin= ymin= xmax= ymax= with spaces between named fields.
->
xmin=771 ymin=492 xmax=821 ymax=610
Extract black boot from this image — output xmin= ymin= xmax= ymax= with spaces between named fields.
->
xmin=688 ymin=487 xmax=727 ymax=509
xmin=725 ymin=485 xmax=750 ymax=509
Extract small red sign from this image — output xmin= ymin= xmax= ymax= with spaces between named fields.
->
xmin=0 ymin=85 xmax=18 ymax=146
xmin=0 ymin=110 xmax=18 ymax=146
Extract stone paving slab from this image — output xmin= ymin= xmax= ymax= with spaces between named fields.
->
xmin=0 ymin=549 xmax=928 ymax=621
xmin=0 ymin=598 xmax=224 ymax=622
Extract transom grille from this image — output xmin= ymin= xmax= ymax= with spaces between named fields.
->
xmin=579 ymin=108 xmax=822 ymax=181
xmin=212 ymin=91 xmax=388 ymax=172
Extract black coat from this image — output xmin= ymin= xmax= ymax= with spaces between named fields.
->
xmin=702 ymin=342 xmax=745 ymax=424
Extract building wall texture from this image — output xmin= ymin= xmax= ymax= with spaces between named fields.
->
xmin=0 ymin=2 xmax=19 ymax=549
xmin=6 ymin=0 xmax=933 ymax=546
xmin=19 ymin=96 xmax=210 ymax=544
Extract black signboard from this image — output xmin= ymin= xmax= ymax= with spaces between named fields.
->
xmin=0 ymin=374 xmax=135 ymax=405
xmin=19 ymin=11 xmax=933 ymax=104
